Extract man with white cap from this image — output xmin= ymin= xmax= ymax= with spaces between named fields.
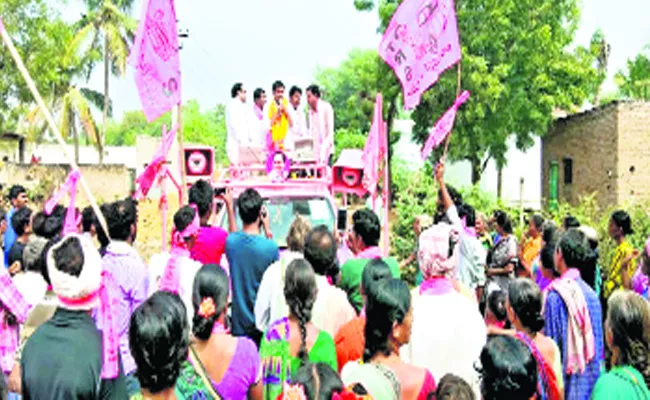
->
xmin=21 ymin=234 xmax=126 ymax=399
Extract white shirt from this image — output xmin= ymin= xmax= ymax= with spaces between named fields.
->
xmin=286 ymin=104 xmax=308 ymax=152
xmin=254 ymin=251 xmax=302 ymax=333
xmin=249 ymin=104 xmax=269 ymax=149
xmin=308 ymin=99 xmax=335 ymax=163
xmin=148 ymin=252 xmax=202 ymax=325
xmin=226 ymin=98 xmax=251 ymax=164
xmin=311 ymin=275 xmax=356 ymax=337
xmin=402 ymin=288 xmax=486 ymax=398
xmin=13 ymin=271 xmax=48 ymax=307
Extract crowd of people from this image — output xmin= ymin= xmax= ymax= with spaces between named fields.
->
xmin=0 ymin=159 xmax=648 ymax=400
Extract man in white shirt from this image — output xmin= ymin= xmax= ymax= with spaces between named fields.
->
xmin=250 ymin=88 xmax=269 ymax=150
xmin=286 ymin=86 xmax=307 ymax=153
xmin=226 ymin=83 xmax=250 ymax=165
xmin=306 ymin=85 xmax=335 ymax=165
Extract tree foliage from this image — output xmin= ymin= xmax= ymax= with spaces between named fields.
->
xmin=615 ymin=47 xmax=650 ymax=101
xmin=355 ymin=0 xmax=601 ymax=183
xmin=105 ymin=100 xmax=228 ymax=165
xmin=0 ymin=0 xmax=75 ymax=132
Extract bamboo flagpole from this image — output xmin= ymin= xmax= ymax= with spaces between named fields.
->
xmin=0 ymin=17 xmax=110 ymax=237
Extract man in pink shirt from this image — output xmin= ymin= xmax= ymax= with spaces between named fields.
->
xmin=306 ymin=85 xmax=335 ymax=165
xmin=188 ymin=180 xmax=236 ymax=266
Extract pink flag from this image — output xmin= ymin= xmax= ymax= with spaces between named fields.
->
xmin=362 ymin=94 xmax=385 ymax=195
xmin=379 ymin=0 xmax=462 ymax=110
xmin=129 ymin=0 xmax=181 ymax=122
xmin=134 ymin=124 xmax=177 ymax=199
xmin=45 ymin=169 xmax=81 ymax=236
xmin=421 ymin=90 xmax=469 ymax=160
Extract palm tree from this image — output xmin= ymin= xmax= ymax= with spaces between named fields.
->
xmin=24 ymin=85 xmax=109 ymax=165
xmin=68 ymin=0 xmax=136 ymax=163
xmin=590 ymin=30 xmax=611 ymax=107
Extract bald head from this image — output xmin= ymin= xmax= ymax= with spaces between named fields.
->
xmin=303 ymin=225 xmax=337 ymax=276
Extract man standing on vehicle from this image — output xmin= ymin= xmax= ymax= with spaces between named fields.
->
xmin=226 ymin=83 xmax=250 ymax=165
xmin=251 ymin=88 xmax=269 ymax=149
xmin=306 ymin=85 xmax=335 ymax=166
xmin=287 ymin=86 xmax=307 ymax=153
xmin=265 ymin=81 xmax=293 ymax=152
xmin=226 ymin=188 xmax=279 ymax=346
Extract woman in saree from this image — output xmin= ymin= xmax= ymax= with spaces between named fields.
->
xmin=506 ymin=278 xmax=563 ymax=400
xmin=259 ymin=259 xmax=337 ymax=400
xmin=176 ymin=264 xmax=263 ymax=400
xmin=343 ymin=278 xmax=435 ymax=400
xmin=592 ymin=290 xmax=650 ymax=399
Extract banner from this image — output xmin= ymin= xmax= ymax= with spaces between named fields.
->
xmin=420 ymin=90 xmax=470 ymax=160
xmin=379 ymin=0 xmax=461 ymax=110
xmin=134 ymin=124 xmax=177 ymax=199
xmin=129 ymin=0 xmax=181 ymax=122
xmin=45 ymin=169 xmax=81 ymax=236
xmin=362 ymin=94 xmax=385 ymax=196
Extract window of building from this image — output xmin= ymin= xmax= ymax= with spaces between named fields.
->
xmin=563 ymin=158 xmax=573 ymax=185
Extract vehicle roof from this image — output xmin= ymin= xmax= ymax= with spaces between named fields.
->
xmin=217 ymin=162 xmax=334 ymax=200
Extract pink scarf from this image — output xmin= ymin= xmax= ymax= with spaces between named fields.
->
xmin=159 ymin=207 xmax=200 ymax=294
xmin=418 ymin=224 xmax=460 ymax=280
xmin=254 ymin=105 xmax=264 ymax=120
xmin=544 ymin=269 xmax=595 ymax=374
xmin=356 ymin=246 xmax=382 ymax=260
xmin=419 ymin=276 xmax=456 ymax=296
xmin=461 ymin=216 xmax=477 ymax=238
xmin=45 ymin=169 xmax=81 ymax=235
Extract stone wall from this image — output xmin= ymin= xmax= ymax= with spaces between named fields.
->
xmin=542 ymin=102 xmax=619 ymax=208
xmin=616 ymin=102 xmax=650 ymax=206
xmin=0 ymin=163 xmax=132 ymax=204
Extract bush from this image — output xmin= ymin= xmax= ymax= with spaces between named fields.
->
xmin=334 ymin=128 xmax=367 ymax=161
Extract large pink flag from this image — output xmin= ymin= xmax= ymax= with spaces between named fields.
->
xmin=362 ymin=94 xmax=385 ymax=195
xmin=134 ymin=124 xmax=177 ymax=199
xmin=379 ymin=0 xmax=461 ymax=110
xmin=45 ymin=169 xmax=81 ymax=236
xmin=129 ymin=0 xmax=181 ymax=122
xmin=421 ymin=90 xmax=470 ymax=160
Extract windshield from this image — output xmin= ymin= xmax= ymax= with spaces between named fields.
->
xmin=224 ymin=197 xmax=335 ymax=248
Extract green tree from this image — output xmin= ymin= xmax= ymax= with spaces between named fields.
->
xmin=105 ymin=100 xmax=228 ymax=165
xmin=0 ymin=0 xmax=76 ymax=133
xmin=355 ymin=0 xmax=600 ymax=184
xmin=615 ymin=47 xmax=650 ymax=101
xmin=68 ymin=0 xmax=137 ymax=163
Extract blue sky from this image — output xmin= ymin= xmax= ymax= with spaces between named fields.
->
xmin=58 ymin=0 xmax=650 ymax=120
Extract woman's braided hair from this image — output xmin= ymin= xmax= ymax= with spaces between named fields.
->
xmin=284 ymin=258 xmax=317 ymax=365
xmin=607 ymin=290 xmax=650 ymax=388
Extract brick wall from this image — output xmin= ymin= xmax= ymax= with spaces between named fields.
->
xmin=542 ymin=103 xmax=619 ymax=208
xmin=616 ymin=102 xmax=650 ymax=206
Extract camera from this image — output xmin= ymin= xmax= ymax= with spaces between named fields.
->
xmin=213 ymin=187 xmax=226 ymax=197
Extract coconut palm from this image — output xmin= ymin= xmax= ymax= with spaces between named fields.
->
xmin=67 ymin=0 xmax=136 ymax=163
xmin=24 ymin=85 xmax=109 ymax=164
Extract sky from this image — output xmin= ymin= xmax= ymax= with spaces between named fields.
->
xmin=57 ymin=0 xmax=650 ymax=120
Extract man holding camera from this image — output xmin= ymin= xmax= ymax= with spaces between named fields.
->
xmin=226 ymin=188 xmax=279 ymax=346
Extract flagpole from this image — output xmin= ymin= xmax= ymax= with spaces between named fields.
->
xmin=173 ymin=105 xmax=187 ymax=203
xmin=442 ymin=62 xmax=462 ymax=161
xmin=0 ymin=19 xmax=110 ymax=238
xmin=382 ymin=120 xmax=390 ymax=258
